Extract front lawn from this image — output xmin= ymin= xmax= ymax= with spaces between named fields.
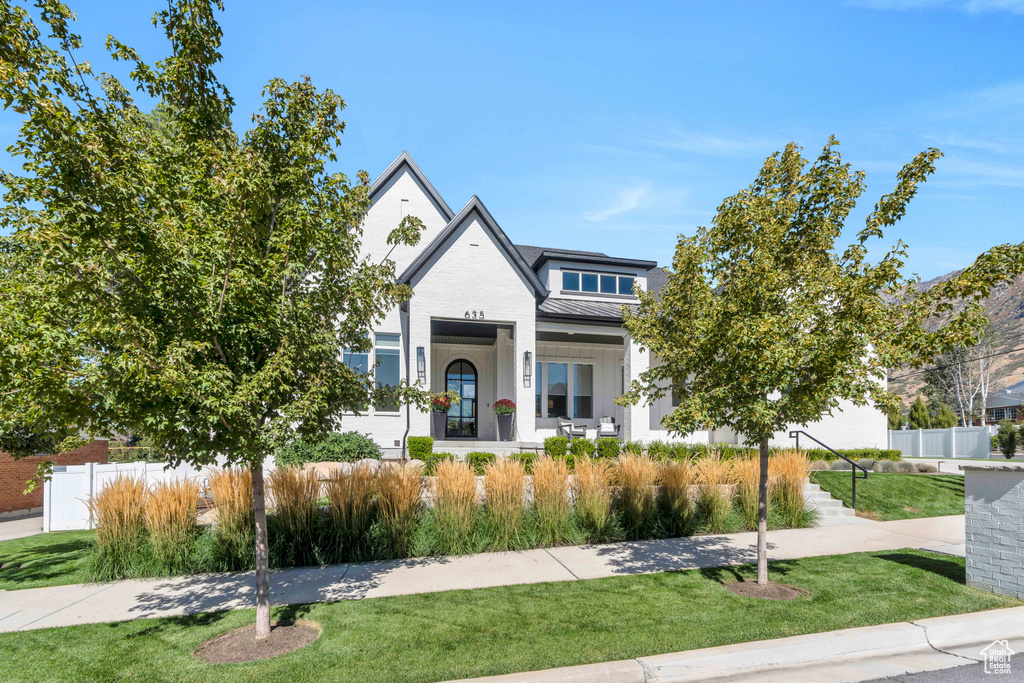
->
xmin=0 ymin=549 xmax=1016 ymax=682
xmin=0 ymin=530 xmax=95 ymax=590
xmin=810 ymin=472 xmax=964 ymax=521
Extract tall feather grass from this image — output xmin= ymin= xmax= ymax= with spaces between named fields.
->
xmin=615 ymin=454 xmax=659 ymax=540
xmin=532 ymin=456 xmax=572 ymax=546
xmin=732 ymin=456 xmax=761 ymax=531
xmin=659 ymin=459 xmax=695 ymax=536
xmin=572 ymin=455 xmax=615 ymax=542
xmin=324 ymin=463 xmax=376 ymax=562
xmin=770 ymin=450 xmax=810 ymax=528
xmin=374 ymin=463 xmax=423 ymax=559
xmin=86 ymin=475 xmax=148 ymax=581
xmin=429 ymin=459 xmax=479 ymax=555
xmin=205 ymin=466 xmax=254 ymax=571
xmin=484 ymin=458 xmax=527 ymax=551
xmin=268 ymin=467 xmax=322 ymax=567
xmin=694 ymin=456 xmax=733 ymax=533
xmin=145 ymin=479 xmax=200 ymax=574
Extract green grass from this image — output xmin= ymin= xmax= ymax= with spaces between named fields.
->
xmin=0 ymin=530 xmax=95 ymax=590
xmin=810 ymin=472 xmax=965 ymax=521
xmin=0 ymin=549 xmax=1016 ymax=682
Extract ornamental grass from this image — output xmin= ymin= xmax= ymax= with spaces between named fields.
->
xmin=268 ymin=466 xmax=323 ymax=567
xmin=532 ymin=456 xmax=572 ymax=546
xmin=374 ymin=463 xmax=423 ymax=559
xmin=732 ymin=456 xmax=761 ymax=531
xmin=659 ymin=459 xmax=695 ymax=537
xmin=572 ymin=455 xmax=615 ymax=542
xmin=484 ymin=458 xmax=527 ymax=551
xmin=144 ymin=479 xmax=200 ymax=574
xmin=86 ymin=475 xmax=148 ymax=580
xmin=429 ymin=459 xmax=479 ymax=555
xmin=323 ymin=463 xmax=376 ymax=562
xmin=615 ymin=454 xmax=659 ymax=540
xmin=205 ymin=466 xmax=254 ymax=571
xmin=770 ymin=450 xmax=810 ymax=528
xmin=694 ymin=455 xmax=733 ymax=533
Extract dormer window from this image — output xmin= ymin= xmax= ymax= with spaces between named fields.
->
xmin=562 ymin=270 xmax=636 ymax=296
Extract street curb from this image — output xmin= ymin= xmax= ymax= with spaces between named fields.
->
xmin=456 ymin=606 xmax=1024 ymax=682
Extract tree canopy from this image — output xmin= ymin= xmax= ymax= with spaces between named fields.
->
xmin=0 ymin=0 xmax=426 ymax=638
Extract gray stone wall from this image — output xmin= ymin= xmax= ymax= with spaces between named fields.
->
xmin=964 ymin=465 xmax=1024 ymax=599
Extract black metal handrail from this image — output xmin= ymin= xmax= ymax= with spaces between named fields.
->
xmin=789 ymin=430 xmax=869 ymax=510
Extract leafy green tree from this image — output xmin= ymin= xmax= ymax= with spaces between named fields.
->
xmin=931 ymin=404 xmax=959 ymax=429
xmin=0 ymin=0 xmax=425 ymax=639
xmin=621 ymin=138 xmax=1001 ymax=588
xmin=887 ymin=403 xmax=905 ymax=431
xmin=908 ymin=397 xmax=932 ymax=430
xmin=997 ymin=420 xmax=1018 ymax=459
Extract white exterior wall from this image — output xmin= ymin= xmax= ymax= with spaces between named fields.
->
xmin=408 ymin=210 xmax=538 ymax=443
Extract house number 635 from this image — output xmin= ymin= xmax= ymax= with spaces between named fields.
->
xmin=465 ymin=310 xmax=484 ymax=320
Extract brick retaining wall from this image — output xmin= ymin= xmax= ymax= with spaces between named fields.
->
xmin=0 ymin=441 xmax=109 ymax=516
xmin=964 ymin=464 xmax=1024 ymax=599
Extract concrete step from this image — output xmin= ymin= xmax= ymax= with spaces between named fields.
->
xmin=802 ymin=481 xmax=856 ymax=517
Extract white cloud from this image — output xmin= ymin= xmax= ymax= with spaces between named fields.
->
xmin=584 ymin=183 xmax=651 ymax=222
xmin=645 ymin=128 xmax=783 ymax=157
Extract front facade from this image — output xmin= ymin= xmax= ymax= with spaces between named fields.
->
xmin=985 ymin=391 xmax=1024 ymax=424
xmin=345 ymin=152 xmax=888 ymax=456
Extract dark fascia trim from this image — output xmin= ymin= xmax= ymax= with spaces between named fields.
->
xmin=369 ymin=151 xmax=455 ymax=221
xmin=537 ymin=312 xmax=625 ymax=326
xmin=397 ymin=196 xmax=549 ymax=297
xmin=534 ymin=251 xmax=657 ymax=271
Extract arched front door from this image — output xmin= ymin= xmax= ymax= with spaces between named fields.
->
xmin=445 ymin=360 xmax=477 ymax=438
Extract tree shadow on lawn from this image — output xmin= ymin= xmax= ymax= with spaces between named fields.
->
xmin=697 ymin=558 xmax=801 ymax=586
xmin=876 ymin=552 xmax=965 ymax=583
xmin=124 ymin=554 xmax=456 ymax=621
xmin=0 ymin=538 xmax=92 ymax=585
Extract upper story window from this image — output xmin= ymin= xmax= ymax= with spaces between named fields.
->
xmin=562 ymin=270 xmax=636 ymax=296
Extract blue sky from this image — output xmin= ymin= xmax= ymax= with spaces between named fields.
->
xmin=2 ymin=0 xmax=1022 ymax=279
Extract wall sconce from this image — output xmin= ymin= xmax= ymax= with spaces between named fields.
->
xmin=416 ymin=346 xmax=426 ymax=384
xmin=523 ymin=350 xmax=532 ymax=387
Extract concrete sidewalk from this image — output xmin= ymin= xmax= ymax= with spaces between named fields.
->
xmin=0 ymin=514 xmax=43 ymax=542
xmin=0 ymin=515 xmax=965 ymax=633
xmin=460 ymin=605 xmax=1024 ymax=682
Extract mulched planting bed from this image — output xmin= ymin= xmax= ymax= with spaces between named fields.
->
xmin=194 ymin=621 xmax=320 ymax=663
xmin=724 ymin=580 xmax=809 ymax=601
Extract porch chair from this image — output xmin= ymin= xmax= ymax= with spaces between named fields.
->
xmin=598 ymin=416 xmax=621 ymax=438
xmin=557 ymin=417 xmax=588 ymax=441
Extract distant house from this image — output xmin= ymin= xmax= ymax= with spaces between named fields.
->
xmin=985 ymin=389 xmax=1024 ymax=424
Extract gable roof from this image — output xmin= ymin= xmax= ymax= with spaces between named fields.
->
xmin=397 ymin=196 xmax=549 ymax=297
xmin=514 ymin=244 xmax=611 ymax=269
xmin=369 ymin=151 xmax=455 ymax=221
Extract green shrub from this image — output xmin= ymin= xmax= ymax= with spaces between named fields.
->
xmin=646 ymin=440 xmax=671 ymax=459
xmin=407 ymin=436 xmax=433 ymax=461
xmin=465 ymin=451 xmax=496 ymax=475
xmin=422 ymin=451 xmax=455 ymax=475
xmin=543 ymin=436 xmax=568 ymax=458
xmin=509 ymin=451 xmax=536 ymax=473
xmin=596 ymin=438 xmax=620 ymax=459
xmin=622 ymin=441 xmax=645 ymax=456
xmin=997 ymin=420 xmax=1018 ymax=459
xmin=569 ymin=438 xmax=596 ymax=459
xmin=276 ymin=431 xmax=381 ymax=467
xmin=992 ymin=435 xmax=998 ymax=452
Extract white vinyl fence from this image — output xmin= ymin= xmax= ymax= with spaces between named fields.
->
xmin=43 ymin=455 xmax=276 ymax=533
xmin=888 ymin=427 xmax=992 ymax=459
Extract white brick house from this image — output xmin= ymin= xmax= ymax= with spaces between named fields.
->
xmin=345 ymin=152 xmax=888 ymax=457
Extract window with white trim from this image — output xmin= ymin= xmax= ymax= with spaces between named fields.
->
xmin=535 ymin=361 xmax=595 ymax=419
xmin=373 ymin=333 xmax=401 ymax=413
xmin=562 ymin=270 xmax=635 ymax=296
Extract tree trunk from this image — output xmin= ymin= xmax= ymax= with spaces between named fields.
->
xmin=756 ymin=437 xmax=769 ymax=586
xmin=252 ymin=461 xmax=272 ymax=640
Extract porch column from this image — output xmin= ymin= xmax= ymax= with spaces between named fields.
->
xmin=515 ymin=319 xmax=537 ymax=444
xmin=623 ymin=334 xmax=651 ymax=443
xmin=408 ymin=309 xmax=432 ymax=440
